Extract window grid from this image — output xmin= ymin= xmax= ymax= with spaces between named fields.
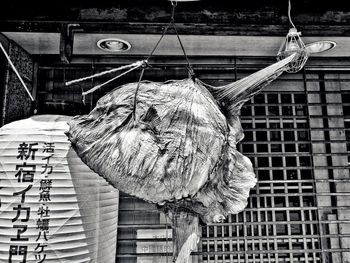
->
xmin=342 ymin=91 xmax=350 ymax=166
xmin=201 ymin=90 xmax=319 ymax=263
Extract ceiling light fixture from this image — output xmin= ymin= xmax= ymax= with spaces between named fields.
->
xmin=97 ymin=38 xmax=131 ymax=52
xmin=305 ymin=41 xmax=336 ymax=54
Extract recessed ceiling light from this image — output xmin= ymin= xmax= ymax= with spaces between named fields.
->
xmin=97 ymin=38 xmax=131 ymax=52
xmin=305 ymin=41 xmax=336 ymax=54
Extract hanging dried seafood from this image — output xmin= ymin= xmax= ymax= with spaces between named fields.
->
xmin=66 ymin=54 xmax=296 ymax=262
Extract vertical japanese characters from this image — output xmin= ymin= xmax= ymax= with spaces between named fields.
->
xmin=8 ymin=142 xmax=55 ymax=263
xmin=35 ymin=142 xmax=55 ymax=263
xmin=9 ymin=142 xmax=38 ymax=263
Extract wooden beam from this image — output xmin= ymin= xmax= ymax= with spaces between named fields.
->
xmin=1 ymin=21 xmax=350 ymax=36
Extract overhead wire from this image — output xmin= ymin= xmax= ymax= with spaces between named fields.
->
xmin=288 ymin=0 xmax=296 ymax=29
xmin=64 ymin=0 xmax=195 ymax=109
xmin=132 ymin=0 xmax=195 ymax=122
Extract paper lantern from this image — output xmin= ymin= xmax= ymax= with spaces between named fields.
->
xmin=0 ymin=115 xmax=119 ymax=263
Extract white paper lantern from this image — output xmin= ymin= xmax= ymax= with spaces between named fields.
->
xmin=0 ymin=115 xmax=119 ymax=263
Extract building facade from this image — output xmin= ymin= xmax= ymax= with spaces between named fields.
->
xmin=1 ymin=1 xmax=350 ymax=262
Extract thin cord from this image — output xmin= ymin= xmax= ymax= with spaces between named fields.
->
xmin=132 ymin=67 xmax=146 ymax=123
xmin=171 ymin=22 xmax=195 ymax=78
xmin=169 ymin=1 xmax=195 ymax=78
xmin=146 ymin=22 xmax=172 ymax=61
xmin=83 ymin=64 xmax=142 ymax=97
xmin=0 ymin=43 xmax=34 ymax=101
xmin=65 ymin=60 xmax=145 ymax=86
xmin=132 ymin=1 xmax=195 ymax=123
xmin=288 ymin=0 xmax=296 ymax=28
xmin=133 ymin=2 xmax=185 ymax=123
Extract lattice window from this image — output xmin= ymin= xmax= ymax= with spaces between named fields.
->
xmin=201 ymin=77 xmax=321 ymax=263
xmin=342 ymin=91 xmax=350 ymax=165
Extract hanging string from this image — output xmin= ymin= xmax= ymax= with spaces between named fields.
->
xmin=132 ymin=66 xmax=146 ymax=123
xmin=132 ymin=3 xmax=173 ymax=122
xmin=83 ymin=63 xmax=144 ymax=97
xmin=145 ymin=1 xmax=194 ymax=76
xmin=171 ymin=23 xmax=195 ymax=78
xmin=0 ymin=43 xmax=34 ymax=101
xmin=65 ymin=60 xmax=146 ymax=86
xmin=69 ymin=1 xmax=195 ymax=121
xmin=87 ymin=60 xmax=95 ymax=105
xmin=170 ymin=1 xmax=195 ymax=78
xmin=132 ymin=1 xmax=195 ymax=122
xmin=69 ymin=10 xmax=173 ymax=104
xmin=131 ymin=10 xmax=174 ymax=121
xmin=145 ymin=22 xmax=173 ymax=61
xmin=288 ymin=0 xmax=296 ymax=29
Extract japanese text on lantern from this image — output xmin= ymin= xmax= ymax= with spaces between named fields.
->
xmin=8 ymin=142 xmax=55 ymax=263
xmin=9 ymin=142 xmax=38 ymax=263
xmin=35 ymin=142 xmax=55 ymax=263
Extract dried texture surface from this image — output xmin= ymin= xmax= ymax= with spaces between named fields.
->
xmin=68 ymin=78 xmax=253 ymax=223
xmin=67 ymin=55 xmax=295 ymax=224
xmin=67 ymin=55 xmax=296 ymax=263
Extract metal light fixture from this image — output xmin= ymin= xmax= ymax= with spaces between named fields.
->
xmin=97 ymin=38 xmax=131 ymax=52
xmin=277 ymin=0 xmax=308 ymax=73
xmin=305 ymin=40 xmax=337 ymax=54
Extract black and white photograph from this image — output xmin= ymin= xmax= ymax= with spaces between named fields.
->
xmin=0 ymin=0 xmax=349 ymax=262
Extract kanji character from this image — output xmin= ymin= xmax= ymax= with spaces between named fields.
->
xmin=17 ymin=142 xmax=38 ymax=160
xmin=37 ymin=218 xmax=50 ymax=232
xmin=39 ymin=179 xmax=52 ymax=192
xmin=43 ymin=142 xmax=55 ymax=153
xmin=37 ymin=205 xmax=50 ymax=218
xmin=15 ymin=163 xmax=36 ymax=183
xmin=39 ymin=190 xmax=51 ymax=202
xmin=9 ymin=245 xmax=27 ymax=263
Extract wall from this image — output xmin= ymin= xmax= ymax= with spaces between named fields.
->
xmin=0 ymin=35 xmax=34 ymax=126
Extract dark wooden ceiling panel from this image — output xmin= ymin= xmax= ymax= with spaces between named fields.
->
xmin=0 ymin=0 xmax=350 ymax=37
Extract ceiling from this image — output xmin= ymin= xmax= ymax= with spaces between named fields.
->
xmin=1 ymin=1 xmax=350 ymax=58
xmin=1 ymin=0 xmax=350 ymax=36
xmin=2 ymin=32 xmax=347 ymax=57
